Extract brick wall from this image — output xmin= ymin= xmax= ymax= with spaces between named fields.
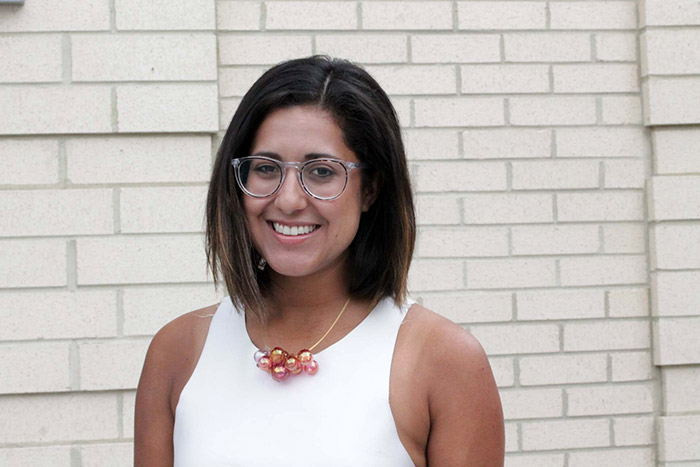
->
xmin=1 ymin=1 xmax=697 ymax=465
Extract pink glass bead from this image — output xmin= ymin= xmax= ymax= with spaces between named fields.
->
xmin=271 ymin=364 xmax=290 ymax=382
xmin=297 ymin=349 xmax=313 ymax=365
xmin=285 ymin=356 xmax=300 ymax=371
xmin=253 ymin=349 xmax=269 ymax=364
xmin=269 ymin=347 xmax=286 ymax=365
xmin=303 ymin=359 xmax=319 ymax=375
xmin=257 ymin=355 xmax=272 ymax=371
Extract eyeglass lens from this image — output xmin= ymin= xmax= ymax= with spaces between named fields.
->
xmin=237 ymin=158 xmax=347 ymax=199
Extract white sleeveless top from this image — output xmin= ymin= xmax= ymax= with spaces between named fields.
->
xmin=173 ymin=296 xmax=417 ymax=467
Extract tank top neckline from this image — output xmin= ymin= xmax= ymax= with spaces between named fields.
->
xmin=237 ymin=296 xmax=395 ymax=358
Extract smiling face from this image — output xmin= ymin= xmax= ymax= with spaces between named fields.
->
xmin=242 ymin=105 xmax=373 ymax=281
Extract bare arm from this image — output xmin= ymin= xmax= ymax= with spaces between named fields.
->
xmin=425 ymin=320 xmax=505 ymax=466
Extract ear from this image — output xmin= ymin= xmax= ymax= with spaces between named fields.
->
xmin=361 ymin=175 xmax=380 ymax=212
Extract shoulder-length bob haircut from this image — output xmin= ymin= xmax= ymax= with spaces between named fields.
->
xmin=205 ymin=55 xmax=415 ymax=323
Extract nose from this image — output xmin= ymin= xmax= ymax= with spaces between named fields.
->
xmin=273 ymin=168 xmax=308 ymax=213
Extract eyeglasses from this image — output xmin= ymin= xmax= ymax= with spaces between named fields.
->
xmin=231 ymin=156 xmax=367 ymax=201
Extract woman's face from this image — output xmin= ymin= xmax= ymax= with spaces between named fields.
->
xmin=243 ymin=105 xmax=373 ymax=280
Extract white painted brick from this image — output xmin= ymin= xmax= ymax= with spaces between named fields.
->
xmin=365 ymin=65 xmax=456 ymax=95
xmin=404 ymin=129 xmax=459 ymax=160
xmin=423 ymin=292 xmax=513 ymax=323
xmin=505 ymin=422 xmax=518 ymax=452
xmin=653 ymin=271 xmax=700 ymax=317
xmin=463 ymin=129 xmax=551 ymax=159
xmin=81 ymin=443 xmax=132 ymax=467
xmin=505 ymin=454 xmax=564 ymax=467
xmin=550 ymin=2 xmax=637 ymax=30
xmin=564 ymin=319 xmax=650 ymax=351
xmin=614 ymin=415 xmax=655 ymax=446
xmin=122 ymin=285 xmax=221 ymax=336
xmin=604 ymin=160 xmax=646 ymax=189
xmin=0 ymin=139 xmax=59 ymax=185
xmin=73 ymin=34 xmax=216 ymax=82
xmin=266 ymin=1 xmax=356 ymax=29
xmin=414 ymin=97 xmax=505 ymax=127
xmin=411 ymin=35 xmax=500 ymax=63
xmin=511 ymin=224 xmax=599 ymax=255
xmin=654 ymin=318 xmax=700 ymax=365
xmin=644 ymin=77 xmax=700 ymax=126
xmin=489 ymin=356 xmax=515 ymax=387
xmin=658 ymin=415 xmax=700 ymax=461
xmin=650 ymin=176 xmax=700 ymax=221
xmin=121 ymin=186 xmax=207 ymax=233
xmin=415 ymin=195 xmax=461 ymax=225
xmin=77 ymin=235 xmax=209 ymax=285
xmin=643 ymin=30 xmax=700 ymax=75
xmin=651 ymin=223 xmax=700 ymax=270
xmin=510 ymin=97 xmax=596 ymax=126
xmin=361 ymin=2 xmax=452 ymax=30
xmin=500 ymin=388 xmax=563 ymax=420
xmin=603 ymin=223 xmax=647 ymax=253
xmin=0 ymin=291 xmax=117 ymax=340
xmin=504 ymin=33 xmax=591 ymax=62
xmin=0 ymin=35 xmax=62 ymax=83
xmin=116 ymin=84 xmax=218 ymax=132
xmin=596 ymin=32 xmax=638 ymax=61
xmin=122 ymin=391 xmax=136 ymax=438
xmin=602 ymin=96 xmax=644 ymax=124
xmin=216 ymin=1 xmax=261 ymax=30
xmin=66 ymin=135 xmax=212 ymax=184
xmin=520 ymin=353 xmax=608 ymax=385
xmin=0 ymin=0 xmax=109 ymax=31
xmin=612 ymin=351 xmax=654 ymax=382
xmin=0 ymin=86 xmax=111 ymax=135
xmin=79 ymin=339 xmax=150 ymax=390
xmin=317 ymin=34 xmax=407 ymax=64
xmin=462 ymin=193 xmax=554 ymax=224
xmin=0 ymin=343 xmax=70 ymax=394
xmin=558 ymin=128 xmax=649 ymax=159
xmin=391 ymin=97 xmax=412 ymax=127
xmin=570 ymin=448 xmax=655 ymax=467
xmin=664 ymin=366 xmax=700 ymax=413
xmin=218 ymin=35 xmax=312 ymax=65
xmin=417 ymin=227 xmax=507 ymax=257
xmin=517 ymin=289 xmax=604 ymax=320
xmin=408 ymin=260 xmax=464 ymax=292
xmin=558 ymin=192 xmax=644 ymax=222
xmin=554 ymin=64 xmax=639 ymax=93
xmin=467 ymin=258 xmax=556 ymax=289
xmin=567 ymin=383 xmax=654 ymax=416
xmin=0 ymin=393 xmax=118 ymax=443
xmin=413 ymin=161 xmax=506 ymax=192
xmin=654 ymin=128 xmax=700 ymax=174
xmin=642 ymin=0 xmax=700 ymax=26
xmin=0 ymin=189 xmax=113 ymax=237
xmin=220 ymin=97 xmax=242 ymax=131
xmin=469 ymin=323 xmax=559 ymax=355
xmin=0 ymin=446 xmax=72 ymax=467
xmin=609 ymin=287 xmax=650 ymax=318
xmin=512 ymin=160 xmax=599 ymax=190
xmin=115 ymin=0 xmax=215 ymax=30
xmin=522 ymin=419 xmax=610 ymax=450
xmin=0 ymin=239 xmax=66 ymax=288
xmin=457 ymin=1 xmax=546 ymax=30
xmin=461 ymin=64 xmax=550 ymax=94
xmin=218 ymin=67 xmax=266 ymax=97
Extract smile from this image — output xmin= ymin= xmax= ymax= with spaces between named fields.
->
xmin=271 ymin=222 xmax=319 ymax=236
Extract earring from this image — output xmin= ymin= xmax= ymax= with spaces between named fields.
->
xmin=257 ymin=257 xmax=267 ymax=271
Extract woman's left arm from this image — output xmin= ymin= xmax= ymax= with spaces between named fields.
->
xmin=425 ymin=319 xmax=505 ymax=466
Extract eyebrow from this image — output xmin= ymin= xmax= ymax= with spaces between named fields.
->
xmin=250 ymin=151 xmax=337 ymax=161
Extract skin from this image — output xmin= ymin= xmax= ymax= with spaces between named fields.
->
xmin=134 ymin=105 xmax=504 ymax=466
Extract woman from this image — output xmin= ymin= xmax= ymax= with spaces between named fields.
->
xmin=135 ymin=56 xmax=504 ymax=466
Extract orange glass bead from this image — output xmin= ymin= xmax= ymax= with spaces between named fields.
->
xmin=297 ymin=349 xmax=313 ymax=365
xmin=285 ymin=356 xmax=299 ymax=370
xmin=269 ymin=347 xmax=286 ymax=365
xmin=271 ymin=364 xmax=290 ymax=382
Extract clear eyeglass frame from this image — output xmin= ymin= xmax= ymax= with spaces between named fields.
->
xmin=231 ymin=155 xmax=368 ymax=201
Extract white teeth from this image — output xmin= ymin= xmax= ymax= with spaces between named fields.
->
xmin=272 ymin=222 xmax=317 ymax=236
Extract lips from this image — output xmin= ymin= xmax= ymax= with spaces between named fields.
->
xmin=270 ymin=221 xmax=319 ymax=237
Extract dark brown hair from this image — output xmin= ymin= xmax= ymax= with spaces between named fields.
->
xmin=205 ymin=55 xmax=415 ymax=322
